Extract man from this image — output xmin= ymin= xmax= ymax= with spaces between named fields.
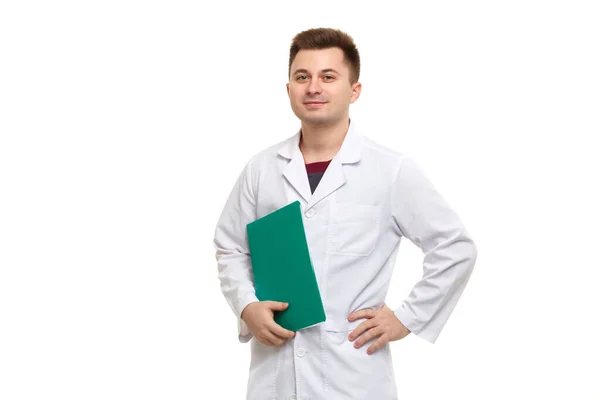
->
xmin=214 ymin=28 xmax=477 ymax=400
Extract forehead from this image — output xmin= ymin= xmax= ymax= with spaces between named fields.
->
xmin=291 ymin=48 xmax=349 ymax=74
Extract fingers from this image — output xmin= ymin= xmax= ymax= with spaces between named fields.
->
xmin=260 ymin=336 xmax=276 ymax=346
xmin=257 ymin=329 xmax=285 ymax=346
xmin=348 ymin=319 xmax=376 ymax=342
xmin=262 ymin=301 xmax=294 ymax=340
xmin=352 ymin=325 xmax=383 ymax=349
xmin=264 ymin=301 xmax=289 ymax=312
xmin=348 ymin=308 xmax=376 ymax=321
xmin=268 ymin=321 xmax=296 ymax=339
xmin=257 ymin=319 xmax=295 ymax=346
xmin=367 ymin=334 xmax=390 ymax=355
xmin=247 ymin=301 xmax=293 ymax=346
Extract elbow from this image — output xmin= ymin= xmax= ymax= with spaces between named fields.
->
xmin=452 ymin=229 xmax=478 ymax=276
xmin=466 ymin=238 xmax=478 ymax=275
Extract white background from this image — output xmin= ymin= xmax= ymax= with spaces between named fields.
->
xmin=1 ymin=0 xmax=599 ymax=399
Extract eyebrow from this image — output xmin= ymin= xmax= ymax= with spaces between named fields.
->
xmin=292 ymin=68 xmax=341 ymax=75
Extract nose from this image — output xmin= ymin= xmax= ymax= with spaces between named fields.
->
xmin=306 ymin=77 xmax=322 ymax=95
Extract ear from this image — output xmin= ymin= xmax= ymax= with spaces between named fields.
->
xmin=286 ymin=82 xmax=290 ymax=97
xmin=350 ymin=82 xmax=362 ymax=104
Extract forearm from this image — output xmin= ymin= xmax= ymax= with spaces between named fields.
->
xmin=215 ymin=242 xmax=259 ymax=342
xmin=217 ymin=250 xmax=258 ymax=317
xmin=394 ymin=229 xmax=477 ymax=343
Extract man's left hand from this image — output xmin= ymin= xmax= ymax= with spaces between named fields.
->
xmin=348 ymin=305 xmax=411 ymax=355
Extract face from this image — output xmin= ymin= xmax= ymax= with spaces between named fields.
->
xmin=287 ymin=48 xmax=361 ymax=126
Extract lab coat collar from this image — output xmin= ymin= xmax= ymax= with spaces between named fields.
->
xmin=278 ymin=119 xmax=365 ymax=207
xmin=277 ymin=119 xmax=364 ymax=164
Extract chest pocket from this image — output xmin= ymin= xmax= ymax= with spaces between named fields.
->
xmin=328 ymin=202 xmax=381 ymax=256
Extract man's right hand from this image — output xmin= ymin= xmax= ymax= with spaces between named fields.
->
xmin=241 ymin=301 xmax=296 ymax=346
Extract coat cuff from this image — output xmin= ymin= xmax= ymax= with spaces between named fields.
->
xmin=236 ymin=293 xmax=259 ymax=343
xmin=394 ymin=304 xmax=439 ymax=344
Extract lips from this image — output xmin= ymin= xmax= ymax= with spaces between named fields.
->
xmin=303 ymin=101 xmax=327 ymax=109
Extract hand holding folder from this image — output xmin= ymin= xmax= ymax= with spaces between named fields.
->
xmin=246 ymin=201 xmax=326 ymax=332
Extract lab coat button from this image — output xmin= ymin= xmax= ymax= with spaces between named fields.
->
xmin=305 ymin=209 xmax=316 ymax=218
xmin=296 ymin=348 xmax=306 ymax=357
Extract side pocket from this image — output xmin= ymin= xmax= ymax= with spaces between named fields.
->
xmin=321 ymin=319 xmax=395 ymax=397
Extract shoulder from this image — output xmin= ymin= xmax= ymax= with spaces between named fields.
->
xmin=236 ymin=134 xmax=295 ymax=189
xmin=245 ymin=135 xmax=293 ymax=169
xmin=360 ymin=134 xmax=414 ymax=173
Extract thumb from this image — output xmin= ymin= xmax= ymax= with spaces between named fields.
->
xmin=265 ymin=301 xmax=289 ymax=310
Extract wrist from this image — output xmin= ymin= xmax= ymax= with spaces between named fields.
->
xmin=241 ymin=301 xmax=258 ymax=321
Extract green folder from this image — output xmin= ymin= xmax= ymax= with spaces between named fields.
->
xmin=246 ymin=200 xmax=326 ymax=332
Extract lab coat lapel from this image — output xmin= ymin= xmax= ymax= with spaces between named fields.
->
xmin=307 ymin=120 xmax=364 ymax=210
xmin=306 ymin=155 xmax=345 ymax=210
xmin=279 ymin=132 xmax=312 ymax=203
xmin=278 ymin=120 xmax=365 ymax=207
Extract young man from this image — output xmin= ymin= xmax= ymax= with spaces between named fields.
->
xmin=214 ymin=28 xmax=477 ymax=400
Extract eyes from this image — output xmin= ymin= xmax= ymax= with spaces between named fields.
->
xmin=295 ymin=74 xmax=336 ymax=82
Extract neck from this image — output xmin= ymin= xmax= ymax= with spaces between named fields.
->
xmin=299 ymin=118 xmax=350 ymax=164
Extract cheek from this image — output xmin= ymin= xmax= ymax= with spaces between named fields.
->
xmin=331 ymin=88 xmax=349 ymax=102
xmin=288 ymin=90 xmax=301 ymax=102
xmin=290 ymin=95 xmax=301 ymax=108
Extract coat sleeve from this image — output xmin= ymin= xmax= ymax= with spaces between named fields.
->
xmin=391 ymin=156 xmax=478 ymax=344
xmin=213 ymin=158 xmax=259 ymax=343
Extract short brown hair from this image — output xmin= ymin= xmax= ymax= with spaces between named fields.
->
xmin=288 ymin=28 xmax=361 ymax=84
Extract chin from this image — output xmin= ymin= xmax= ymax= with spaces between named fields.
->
xmin=299 ymin=113 xmax=334 ymax=125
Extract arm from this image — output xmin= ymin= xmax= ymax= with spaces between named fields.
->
xmin=213 ymin=159 xmax=259 ymax=343
xmin=391 ymin=156 xmax=478 ymax=344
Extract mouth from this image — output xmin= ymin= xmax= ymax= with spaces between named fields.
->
xmin=303 ymin=101 xmax=327 ymax=108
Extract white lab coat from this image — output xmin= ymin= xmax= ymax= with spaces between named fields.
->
xmin=214 ymin=119 xmax=477 ymax=400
